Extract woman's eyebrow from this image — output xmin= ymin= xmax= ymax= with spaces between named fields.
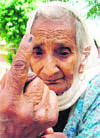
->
xmin=55 ymin=42 xmax=73 ymax=48
xmin=33 ymin=43 xmax=44 ymax=48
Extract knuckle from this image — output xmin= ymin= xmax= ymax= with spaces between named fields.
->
xmin=34 ymin=108 xmax=47 ymax=124
xmin=12 ymin=60 xmax=27 ymax=72
xmin=34 ymin=107 xmax=57 ymax=127
xmin=47 ymin=112 xmax=58 ymax=127
xmin=0 ymin=93 xmax=17 ymax=114
xmin=15 ymin=102 xmax=32 ymax=124
xmin=0 ymin=101 xmax=14 ymax=114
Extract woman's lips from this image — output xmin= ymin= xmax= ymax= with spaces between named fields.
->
xmin=44 ymin=77 xmax=65 ymax=85
xmin=46 ymin=83 xmax=57 ymax=85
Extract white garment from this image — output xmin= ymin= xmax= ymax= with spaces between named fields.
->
xmin=26 ymin=1 xmax=100 ymax=111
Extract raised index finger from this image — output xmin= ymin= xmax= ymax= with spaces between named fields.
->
xmin=6 ymin=34 xmax=34 ymax=94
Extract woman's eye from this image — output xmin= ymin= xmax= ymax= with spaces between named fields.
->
xmin=58 ymin=47 xmax=71 ymax=57
xmin=33 ymin=47 xmax=43 ymax=56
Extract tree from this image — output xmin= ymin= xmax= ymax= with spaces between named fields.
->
xmin=0 ymin=0 xmax=37 ymax=64
xmin=86 ymin=0 xmax=100 ymax=18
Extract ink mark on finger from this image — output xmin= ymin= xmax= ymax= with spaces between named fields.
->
xmin=28 ymin=37 xmax=32 ymax=42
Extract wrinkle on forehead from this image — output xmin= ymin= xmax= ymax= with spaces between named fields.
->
xmin=32 ymin=30 xmax=75 ymax=41
xmin=31 ymin=15 xmax=76 ymax=45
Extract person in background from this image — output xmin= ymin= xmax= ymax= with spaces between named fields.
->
xmin=0 ymin=1 xmax=100 ymax=138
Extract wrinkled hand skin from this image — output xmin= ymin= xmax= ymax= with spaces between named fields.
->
xmin=0 ymin=34 xmax=58 ymax=138
xmin=42 ymin=132 xmax=67 ymax=138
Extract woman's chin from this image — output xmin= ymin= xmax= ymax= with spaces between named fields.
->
xmin=47 ymin=83 xmax=70 ymax=96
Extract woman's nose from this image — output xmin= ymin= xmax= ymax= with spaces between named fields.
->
xmin=40 ymin=56 xmax=59 ymax=78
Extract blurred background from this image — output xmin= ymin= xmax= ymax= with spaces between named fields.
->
xmin=0 ymin=0 xmax=100 ymax=79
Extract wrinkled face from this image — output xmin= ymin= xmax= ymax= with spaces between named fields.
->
xmin=30 ymin=15 xmax=78 ymax=95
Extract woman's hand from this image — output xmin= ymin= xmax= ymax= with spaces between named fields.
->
xmin=0 ymin=34 xmax=58 ymax=138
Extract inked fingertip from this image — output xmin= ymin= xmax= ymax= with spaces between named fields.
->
xmin=28 ymin=36 xmax=32 ymax=42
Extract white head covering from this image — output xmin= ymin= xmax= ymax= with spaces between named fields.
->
xmin=26 ymin=1 xmax=100 ymax=111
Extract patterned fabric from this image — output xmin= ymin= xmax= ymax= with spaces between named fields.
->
xmin=63 ymin=74 xmax=100 ymax=137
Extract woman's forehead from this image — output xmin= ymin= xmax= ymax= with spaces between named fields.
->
xmin=31 ymin=15 xmax=76 ymax=44
xmin=31 ymin=17 xmax=76 ymax=49
xmin=31 ymin=15 xmax=76 ymax=34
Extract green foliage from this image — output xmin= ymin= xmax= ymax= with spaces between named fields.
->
xmin=86 ymin=0 xmax=100 ymax=18
xmin=0 ymin=0 xmax=37 ymax=64
xmin=0 ymin=0 xmax=99 ymax=64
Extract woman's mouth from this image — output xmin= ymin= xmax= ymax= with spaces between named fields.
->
xmin=44 ymin=77 xmax=65 ymax=85
xmin=46 ymin=82 xmax=57 ymax=85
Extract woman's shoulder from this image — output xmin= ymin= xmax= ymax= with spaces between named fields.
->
xmin=75 ymin=74 xmax=100 ymax=136
xmin=66 ymin=74 xmax=100 ymax=136
xmin=63 ymin=74 xmax=100 ymax=137
xmin=88 ymin=73 xmax=100 ymax=87
xmin=84 ymin=73 xmax=100 ymax=101
xmin=81 ymin=74 xmax=100 ymax=112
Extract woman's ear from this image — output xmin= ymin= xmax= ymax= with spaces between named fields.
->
xmin=78 ymin=64 xmax=84 ymax=73
xmin=78 ymin=45 xmax=91 ymax=74
xmin=78 ymin=46 xmax=91 ymax=74
xmin=78 ymin=64 xmax=85 ymax=81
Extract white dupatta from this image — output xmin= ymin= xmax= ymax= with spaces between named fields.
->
xmin=26 ymin=1 xmax=100 ymax=111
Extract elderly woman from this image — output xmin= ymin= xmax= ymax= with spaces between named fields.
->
xmin=0 ymin=1 xmax=100 ymax=138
